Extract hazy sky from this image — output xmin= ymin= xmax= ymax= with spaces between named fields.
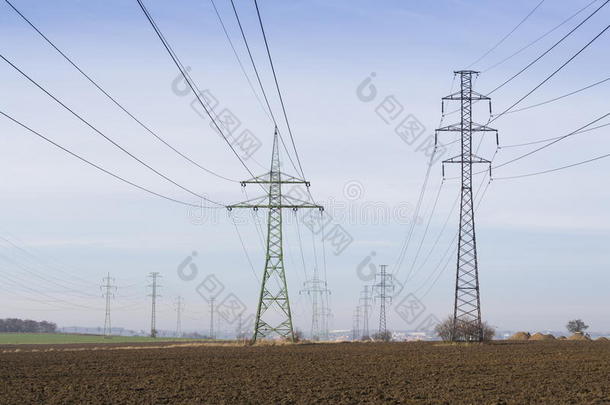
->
xmin=0 ymin=0 xmax=608 ymax=336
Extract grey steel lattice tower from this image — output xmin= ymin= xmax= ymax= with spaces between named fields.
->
xmin=436 ymin=70 xmax=497 ymax=342
xmin=373 ymin=265 xmax=394 ymax=336
xmin=101 ymin=272 xmax=116 ymax=338
xmin=209 ymin=297 xmax=215 ymax=339
xmin=227 ymin=128 xmax=322 ymax=342
xmin=359 ymin=285 xmax=372 ymax=340
xmin=360 ymin=285 xmax=371 ymax=340
xmin=352 ymin=307 xmax=361 ymax=341
xmin=300 ymin=266 xmax=331 ymax=341
xmin=147 ymin=272 xmax=161 ymax=338
xmin=174 ymin=296 xmax=184 ymax=337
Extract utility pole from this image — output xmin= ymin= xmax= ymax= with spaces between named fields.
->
xmin=359 ymin=285 xmax=372 ymax=340
xmin=174 ymin=296 xmax=184 ymax=337
xmin=227 ymin=128 xmax=323 ymax=342
xmin=300 ymin=266 xmax=331 ymax=341
xmin=100 ymin=272 xmax=116 ymax=338
xmin=352 ymin=306 xmax=361 ymax=341
xmin=147 ymin=272 xmax=161 ymax=338
xmin=209 ymin=297 xmax=215 ymax=340
xmin=436 ymin=70 xmax=498 ymax=342
xmin=373 ymin=264 xmax=394 ymax=337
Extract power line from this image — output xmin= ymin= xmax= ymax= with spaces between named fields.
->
xmin=135 ymin=0 xmax=262 ymax=188
xmin=253 ymin=0 xmax=306 ymax=180
xmin=490 ymin=22 xmax=610 ymax=124
xmin=486 ymin=0 xmax=610 ymax=96
xmin=228 ymin=0 xmax=277 ymax=125
xmin=0 ymin=110 xmax=214 ymax=208
xmin=0 ymin=53 xmax=224 ymax=207
xmin=503 ymin=76 xmax=610 ymax=115
xmin=501 ymin=122 xmax=610 ymax=149
xmin=482 ymin=0 xmax=600 ymax=73
xmin=496 ymin=152 xmax=610 ymax=180
xmin=467 ymin=0 xmax=546 ymax=69
xmin=494 ymin=111 xmax=610 ymax=170
xmin=227 ymin=0 xmax=302 ymax=177
xmin=208 ymin=0 xmax=273 ymax=123
xmin=4 ymin=0 xmax=237 ymax=183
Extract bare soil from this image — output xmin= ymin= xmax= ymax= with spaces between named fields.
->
xmin=1 ymin=341 xmax=609 ymax=404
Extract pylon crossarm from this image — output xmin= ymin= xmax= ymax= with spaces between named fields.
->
xmin=282 ymin=195 xmax=323 ymax=210
xmin=436 ymin=123 xmax=462 ymax=132
xmin=239 ymin=171 xmax=309 ymax=185
xmin=226 ymin=195 xmax=268 ymax=210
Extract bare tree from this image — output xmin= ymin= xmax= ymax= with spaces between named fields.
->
xmin=566 ymin=319 xmax=589 ymax=334
xmin=435 ymin=316 xmax=495 ymax=342
xmin=372 ymin=330 xmax=392 ymax=342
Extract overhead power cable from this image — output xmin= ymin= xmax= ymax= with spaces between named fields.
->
xmin=135 ymin=0 xmax=262 ymax=187
xmin=253 ymin=0 xmax=306 ymax=180
xmin=494 ymin=111 xmax=610 ymax=170
xmin=501 ymin=122 xmax=610 ymax=149
xmin=0 ymin=110 xmax=215 ymax=208
xmin=4 ymin=0 xmax=237 ymax=183
xmin=486 ymin=0 xmax=610 ymax=96
xmin=467 ymin=0 xmax=546 ymax=69
xmin=495 ymin=152 xmax=610 ymax=180
xmin=0 ymin=54 xmax=223 ymax=206
xmin=503 ymin=76 xmax=610 ymax=115
xmin=228 ymin=0 xmax=301 ymax=177
xmin=490 ymin=22 xmax=610 ymax=124
xmin=483 ymin=0 xmax=600 ymax=72
xmin=208 ymin=0 xmax=272 ymax=123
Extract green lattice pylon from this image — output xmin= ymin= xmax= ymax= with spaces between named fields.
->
xmin=227 ymin=128 xmax=322 ymax=342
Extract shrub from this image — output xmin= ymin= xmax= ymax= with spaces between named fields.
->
xmin=372 ymin=330 xmax=392 ymax=342
xmin=435 ymin=316 xmax=495 ymax=342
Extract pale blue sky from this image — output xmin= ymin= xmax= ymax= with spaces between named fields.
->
xmin=0 ymin=0 xmax=608 ymax=335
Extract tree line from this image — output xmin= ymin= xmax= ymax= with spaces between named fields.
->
xmin=0 ymin=318 xmax=57 ymax=333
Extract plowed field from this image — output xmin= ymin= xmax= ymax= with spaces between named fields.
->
xmin=1 ymin=341 xmax=609 ymax=404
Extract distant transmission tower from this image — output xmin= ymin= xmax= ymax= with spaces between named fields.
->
xmin=373 ymin=265 xmax=394 ymax=336
xmin=227 ymin=128 xmax=322 ymax=342
xmin=174 ymin=296 xmax=184 ymax=337
xmin=147 ymin=272 xmax=161 ymax=338
xmin=300 ymin=267 xmax=331 ymax=341
xmin=321 ymin=307 xmax=332 ymax=341
xmin=359 ymin=285 xmax=372 ymax=340
xmin=100 ymin=272 xmax=116 ymax=338
xmin=436 ymin=70 xmax=498 ymax=342
xmin=352 ymin=307 xmax=361 ymax=341
xmin=209 ymin=297 xmax=215 ymax=340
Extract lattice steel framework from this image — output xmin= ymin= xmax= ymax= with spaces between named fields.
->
xmin=228 ymin=128 xmax=322 ymax=342
xmin=101 ymin=272 xmax=116 ymax=338
xmin=373 ymin=264 xmax=394 ymax=336
xmin=359 ymin=285 xmax=372 ymax=340
xmin=436 ymin=70 xmax=498 ymax=342
xmin=300 ymin=266 xmax=331 ymax=341
xmin=147 ymin=272 xmax=161 ymax=338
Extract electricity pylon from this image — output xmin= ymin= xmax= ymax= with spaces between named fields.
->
xmin=300 ymin=266 xmax=331 ymax=341
xmin=174 ymin=296 xmax=184 ymax=337
xmin=209 ymin=297 xmax=215 ymax=339
xmin=227 ymin=128 xmax=322 ymax=342
xmin=352 ymin=307 xmax=361 ymax=341
xmin=373 ymin=264 xmax=393 ymax=336
xmin=436 ymin=70 xmax=498 ymax=342
xmin=359 ymin=285 xmax=372 ymax=340
xmin=321 ymin=307 xmax=332 ymax=340
xmin=100 ymin=272 xmax=116 ymax=338
xmin=147 ymin=272 xmax=161 ymax=338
